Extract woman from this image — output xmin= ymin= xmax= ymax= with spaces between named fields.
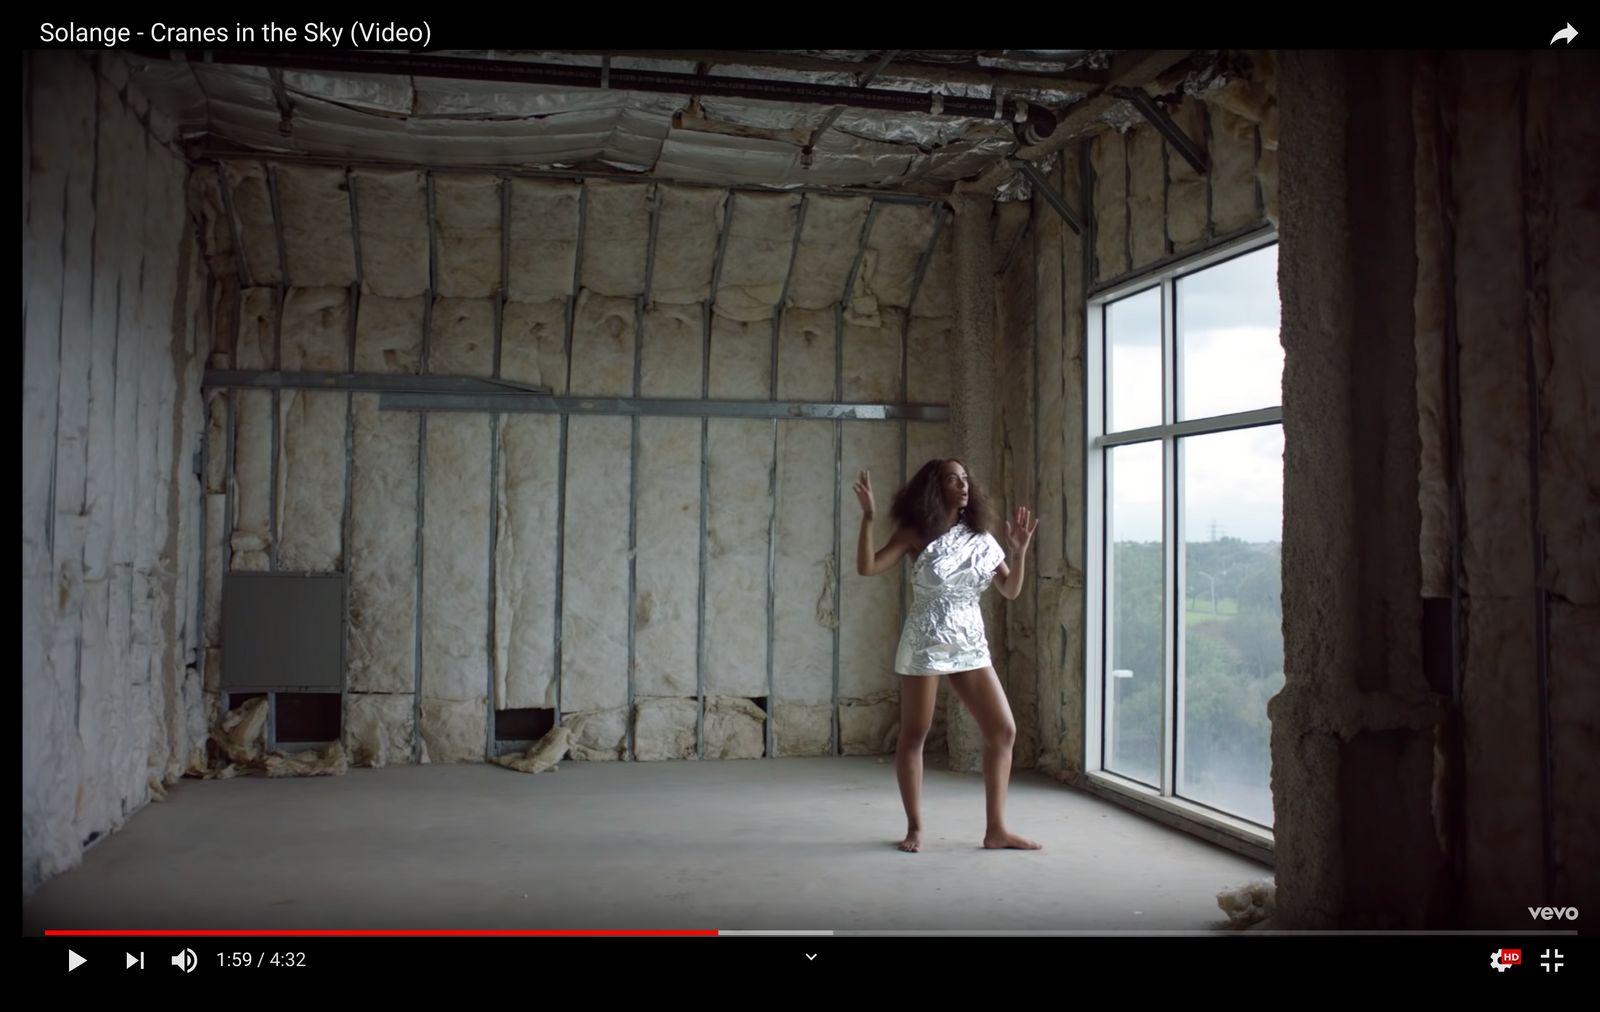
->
xmin=854 ymin=459 xmax=1042 ymax=853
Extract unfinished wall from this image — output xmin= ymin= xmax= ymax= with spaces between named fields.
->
xmin=994 ymin=200 xmax=1040 ymax=768
xmin=197 ymin=165 xmax=955 ymax=766
xmin=23 ymin=52 xmax=207 ymax=898
xmin=1270 ymin=50 xmax=1598 ymax=928
xmin=1033 ymin=148 xmax=1086 ymax=780
xmin=1410 ymin=51 xmax=1599 ymax=926
xmin=1088 ymin=67 xmax=1278 ymax=289
xmin=1270 ymin=49 xmax=1441 ymax=929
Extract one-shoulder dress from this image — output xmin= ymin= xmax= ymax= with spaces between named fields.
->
xmin=894 ymin=522 xmax=1005 ymax=675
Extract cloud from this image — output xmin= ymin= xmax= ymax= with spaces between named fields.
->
xmin=1103 ymin=244 xmax=1283 ymax=544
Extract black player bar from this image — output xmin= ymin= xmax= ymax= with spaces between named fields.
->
xmin=28 ymin=931 xmax=1590 ymax=984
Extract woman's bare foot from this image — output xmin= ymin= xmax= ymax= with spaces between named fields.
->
xmin=983 ymin=829 xmax=1042 ymax=850
xmin=899 ymin=829 xmax=923 ymax=852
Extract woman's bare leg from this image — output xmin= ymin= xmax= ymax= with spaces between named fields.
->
xmin=895 ymin=675 xmax=941 ymax=852
xmin=947 ymin=666 xmax=1042 ymax=850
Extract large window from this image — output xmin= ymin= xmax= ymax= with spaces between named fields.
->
xmin=1086 ymin=235 xmax=1282 ymax=832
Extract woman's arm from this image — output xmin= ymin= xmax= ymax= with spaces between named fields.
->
xmin=854 ymin=468 xmax=911 ymax=576
xmin=993 ymin=507 xmax=1039 ymax=599
xmin=859 ymin=520 xmax=913 ymax=577
xmin=994 ymin=554 xmax=1025 ymax=600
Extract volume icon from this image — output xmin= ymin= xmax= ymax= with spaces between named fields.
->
xmin=171 ymin=948 xmax=197 ymax=973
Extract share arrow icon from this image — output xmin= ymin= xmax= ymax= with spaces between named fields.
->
xmin=1551 ymin=23 xmax=1578 ymax=44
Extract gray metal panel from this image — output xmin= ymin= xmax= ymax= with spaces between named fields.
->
xmin=221 ymin=572 xmax=347 ymax=691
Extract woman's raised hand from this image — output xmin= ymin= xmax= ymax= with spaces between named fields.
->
xmin=1004 ymin=506 xmax=1039 ymax=555
xmin=854 ymin=469 xmax=876 ymax=518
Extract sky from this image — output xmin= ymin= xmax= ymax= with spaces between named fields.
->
xmin=1103 ymin=245 xmax=1284 ymax=544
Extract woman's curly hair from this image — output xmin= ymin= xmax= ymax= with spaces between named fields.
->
xmin=890 ymin=458 xmax=994 ymax=545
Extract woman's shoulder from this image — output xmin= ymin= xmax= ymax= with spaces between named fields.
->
xmin=980 ymin=529 xmax=1004 ymax=556
xmin=956 ymin=523 xmax=999 ymax=551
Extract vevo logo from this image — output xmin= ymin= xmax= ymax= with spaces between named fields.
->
xmin=1528 ymin=906 xmax=1579 ymax=921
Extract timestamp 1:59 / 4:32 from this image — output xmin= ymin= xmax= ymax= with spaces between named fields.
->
xmin=218 ymin=952 xmax=308 ymax=968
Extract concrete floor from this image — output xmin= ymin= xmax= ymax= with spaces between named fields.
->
xmin=23 ymin=756 xmax=1270 ymax=934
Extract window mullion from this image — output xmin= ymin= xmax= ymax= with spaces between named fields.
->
xmin=1160 ymin=276 xmax=1178 ymax=797
xmin=1173 ymin=436 xmax=1188 ymax=802
xmin=1085 ymin=300 xmax=1106 ymax=774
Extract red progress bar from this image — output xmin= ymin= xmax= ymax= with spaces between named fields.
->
xmin=45 ymin=930 xmax=719 ymax=937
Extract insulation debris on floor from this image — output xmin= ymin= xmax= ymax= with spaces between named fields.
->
xmin=184 ymin=698 xmax=350 ymax=780
xmin=1216 ymin=878 xmax=1276 ymax=928
xmin=492 ymin=724 xmax=573 ymax=774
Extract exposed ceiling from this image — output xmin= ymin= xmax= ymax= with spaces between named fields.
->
xmin=125 ymin=49 xmax=1221 ymax=197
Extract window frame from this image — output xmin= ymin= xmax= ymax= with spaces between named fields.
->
xmin=1083 ymin=227 xmax=1281 ymax=851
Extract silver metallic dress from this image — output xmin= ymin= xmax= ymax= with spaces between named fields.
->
xmin=895 ymin=522 xmax=1005 ymax=675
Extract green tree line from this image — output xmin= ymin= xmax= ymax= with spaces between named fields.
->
xmin=1107 ymin=537 xmax=1282 ymax=825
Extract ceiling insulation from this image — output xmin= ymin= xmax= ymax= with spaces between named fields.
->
xmin=123 ymin=49 xmax=1228 ymax=196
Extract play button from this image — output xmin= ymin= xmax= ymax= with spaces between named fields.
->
xmin=68 ymin=950 xmax=86 ymax=972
